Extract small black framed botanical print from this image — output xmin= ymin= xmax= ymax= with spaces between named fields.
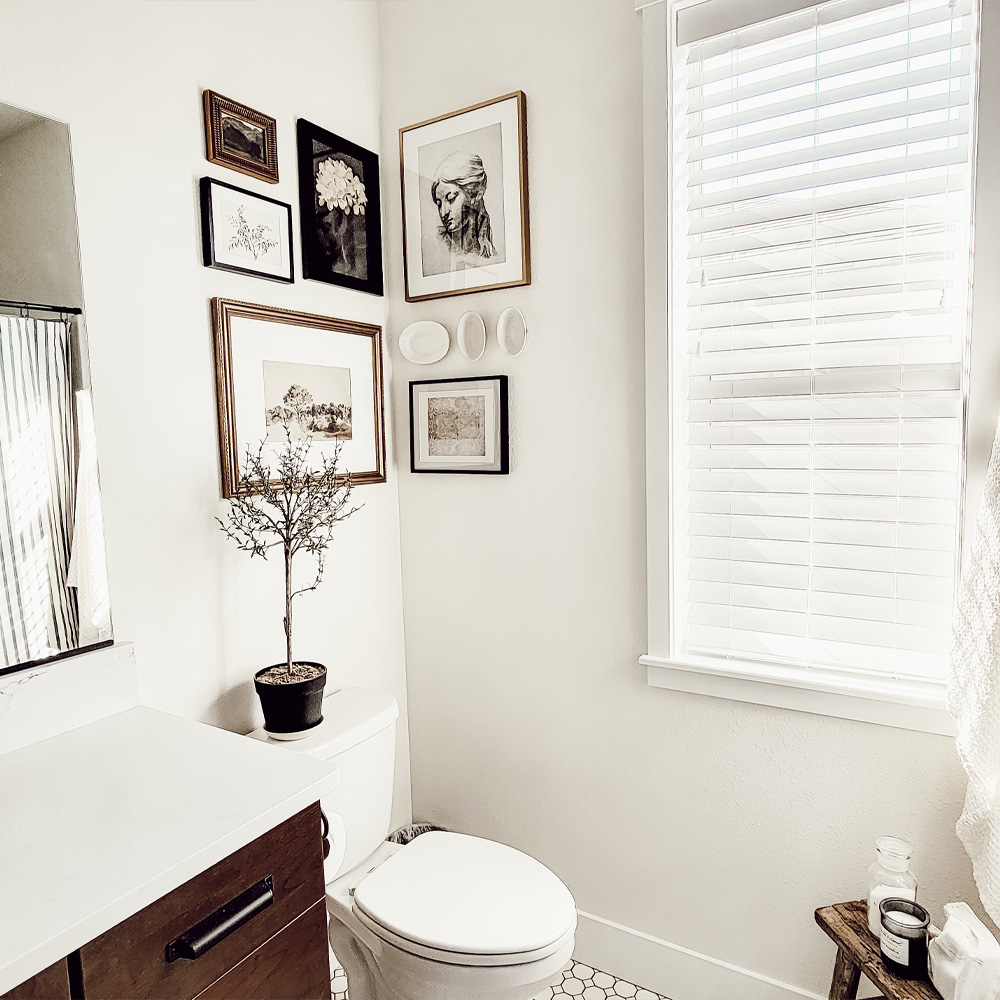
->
xmin=399 ymin=91 xmax=530 ymax=302
xmin=296 ymin=119 xmax=384 ymax=296
xmin=409 ymin=376 xmax=509 ymax=474
xmin=200 ymin=178 xmax=293 ymax=283
xmin=203 ymin=90 xmax=278 ymax=184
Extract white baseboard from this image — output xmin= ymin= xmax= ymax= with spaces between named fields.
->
xmin=574 ymin=910 xmax=826 ymax=1000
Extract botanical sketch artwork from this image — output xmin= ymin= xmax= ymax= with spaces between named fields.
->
xmin=222 ymin=113 xmax=266 ymax=163
xmin=200 ymin=177 xmax=293 ymax=282
xmin=426 ymin=392 xmax=486 ymax=457
xmin=418 ymin=123 xmax=506 ymax=278
xmin=226 ymin=204 xmax=278 ymax=260
xmin=263 ymin=360 xmax=353 ymax=443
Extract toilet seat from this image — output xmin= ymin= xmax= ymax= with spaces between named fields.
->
xmin=350 ymin=831 xmax=577 ymax=967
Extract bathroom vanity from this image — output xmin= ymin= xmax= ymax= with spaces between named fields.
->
xmin=0 ymin=705 xmax=339 ymax=999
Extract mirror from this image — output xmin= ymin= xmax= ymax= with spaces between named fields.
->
xmin=0 ymin=101 xmax=113 ymax=674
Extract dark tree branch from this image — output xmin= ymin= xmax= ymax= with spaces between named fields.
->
xmin=217 ymin=415 xmax=360 ymax=677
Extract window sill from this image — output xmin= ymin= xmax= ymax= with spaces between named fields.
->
xmin=641 ymin=654 xmax=955 ymax=736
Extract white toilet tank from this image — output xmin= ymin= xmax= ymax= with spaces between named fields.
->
xmin=249 ymin=687 xmax=399 ymax=882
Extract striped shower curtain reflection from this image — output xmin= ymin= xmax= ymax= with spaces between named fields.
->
xmin=0 ymin=315 xmax=78 ymax=668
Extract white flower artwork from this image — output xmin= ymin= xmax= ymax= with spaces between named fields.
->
xmin=316 ymin=157 xmax=368 ymax=216
xmin=296 ymin=119 xmax=383 ymax=295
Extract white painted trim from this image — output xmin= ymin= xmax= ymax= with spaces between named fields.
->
xmin=640 ymin=0 xmax=962 ymax=740
xmin=575 ymin=910 xmax=825 ymax=1000
xmin=642 ymin=0 xmax=671 ymax=660
xmin=643 ymin=654 xmax=956 ymax=736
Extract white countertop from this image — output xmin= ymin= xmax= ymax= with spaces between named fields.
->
xmin=0 ymin=706 xmax=339 ymax=994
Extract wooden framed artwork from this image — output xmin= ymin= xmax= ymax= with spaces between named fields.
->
xmin=203 ymin=90 xmax=279 ymax=184
xmin=409 ymin=376 xmax=509 ymax=474
xmin=399 ymin=92 xmax=530 ymax=302
xmin=212 ymin=298 xmax=386 ymax=497
xmin=296 ymin=119 xmax=384 ymax=296
xmin=200 ymin=178 xmax=293 ymax=283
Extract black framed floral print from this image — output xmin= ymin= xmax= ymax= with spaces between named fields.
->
xmin=296 ymin=119 xmax=383 ymax=296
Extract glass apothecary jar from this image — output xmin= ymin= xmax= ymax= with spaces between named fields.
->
xmin=868 ymin=836 xmax=917 ymax=936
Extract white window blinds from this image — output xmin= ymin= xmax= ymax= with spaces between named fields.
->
xmin=669 ymin=0 xmax=977 ymax=683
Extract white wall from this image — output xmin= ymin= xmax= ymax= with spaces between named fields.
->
xmin=378 ymin=1 xmax=985 ymax=996
xmin=0 ymin=1 xmax=411 ymax=828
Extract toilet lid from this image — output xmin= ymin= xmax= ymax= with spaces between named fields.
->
xmin=352 ymin=832 xmax=576 ymax=958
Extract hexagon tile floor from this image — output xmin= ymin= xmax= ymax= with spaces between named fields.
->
xmin=330 ymin=958 xmax=670 ymax=1000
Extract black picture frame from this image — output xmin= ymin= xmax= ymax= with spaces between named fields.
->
xmin=296 ymin=119 xmax=383 ymax=296
xmin=409 ymin=376 xmax=509 ymax=475
xmin=200 ymin=177 xmax=294 ymax=283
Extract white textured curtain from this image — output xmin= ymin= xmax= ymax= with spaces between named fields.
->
xmin=0 ymin=316 xmax=78 ymax=667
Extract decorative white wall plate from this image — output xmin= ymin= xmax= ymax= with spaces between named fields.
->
xmin=399 ymin=320 xmax=450 ymax=364
xmin=497 ymin=307 xmax=528 ymax=357
xmin=457 ymin=311 xmax=487 ymax=362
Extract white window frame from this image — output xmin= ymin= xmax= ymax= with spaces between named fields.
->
xmin=639 ymin=0 xmax=990 ymax=736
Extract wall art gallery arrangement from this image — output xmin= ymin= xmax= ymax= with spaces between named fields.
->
xmin=197 ymin=87 xmax=529 ymax=483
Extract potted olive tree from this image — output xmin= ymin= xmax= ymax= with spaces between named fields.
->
xmin=218 ymin=390 xmax=358 ymax=738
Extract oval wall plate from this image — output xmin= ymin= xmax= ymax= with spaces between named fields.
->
xmin=399 ymin=320 xmax=449 ymax=364
xmin=497 ymin=307 xmax=528 ymax=357
xmin=457 ymin=311 xmax=487 ymax=362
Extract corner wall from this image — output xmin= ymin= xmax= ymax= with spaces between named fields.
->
xmin=0 ymin=0 xmax=411 ymax=827
xmin=377 ymin=1 xmax=982 ymax=995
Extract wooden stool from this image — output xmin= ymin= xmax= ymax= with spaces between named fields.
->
xmin=814 ymin=900 xmax=941 ymax=1000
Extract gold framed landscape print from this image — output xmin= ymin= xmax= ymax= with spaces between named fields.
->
xmin=399 ymin=92 xmax=530 ymax=302
xmin=212 ymin=298 xmax=386 ymax=498
xmin=204 ymin=90 xmax=279 ymax=184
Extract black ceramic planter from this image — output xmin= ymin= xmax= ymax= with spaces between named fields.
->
xmin=254 ymin=661 xmax=327 ymax=737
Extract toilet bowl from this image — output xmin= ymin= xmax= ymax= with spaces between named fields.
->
xmin=250 ymin=688 xmax=576 ymax=1000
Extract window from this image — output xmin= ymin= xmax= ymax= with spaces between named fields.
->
xmin=641 ymin=0 xmax=980 ymax=733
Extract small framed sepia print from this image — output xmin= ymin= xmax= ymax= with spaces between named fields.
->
xmin=399 ymin=92 xmax=530 ymax=302
xmin=204 ymin=90 xmax=279 ymax=184
xmin=200 ymin=178 xmax=293 ymax=283
xmin=409 ymin=376 xmax=509 ymax=475
xmin=212 ymin=298 xmax=386 ymax=498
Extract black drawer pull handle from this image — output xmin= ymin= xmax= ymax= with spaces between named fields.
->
xmin=165 ymin=875 xmax=273 ymax=962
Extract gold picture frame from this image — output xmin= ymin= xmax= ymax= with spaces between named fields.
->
xmin=399 ymin=91 xmax=530 ymax=302
xmin=204 ymin=90 xmax=279 ymax=184
xmin=212 ymin=298 xmax=386 ymax=498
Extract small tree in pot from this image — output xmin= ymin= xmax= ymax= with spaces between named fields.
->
xmin=218 ymin=394 xmax=358 ymax=737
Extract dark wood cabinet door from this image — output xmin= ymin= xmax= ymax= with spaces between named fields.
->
xmin=78 ymin=802 xmax=325 ymax=1000
xmin=0 ymin=960 xmax=70 ymax=1000
xmin=194 ymin=900 xmax=330 ymax=1000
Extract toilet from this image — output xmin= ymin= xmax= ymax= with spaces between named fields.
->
xmin=250 ymin=687 xmax=576 ymax=1000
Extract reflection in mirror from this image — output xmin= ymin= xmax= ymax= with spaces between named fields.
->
xmin=0 ymin=102 xmax=113 ymax=674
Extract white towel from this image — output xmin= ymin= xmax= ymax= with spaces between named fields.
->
xmin=951 ymin=416 xmax=1000 ymax=925
xmin=66 ymin=390 xmax=111 ymax=643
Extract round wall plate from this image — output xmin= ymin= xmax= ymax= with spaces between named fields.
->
xmin=399 ymin=320 xmax=450 ymax=364
xmin=497 ymin=307 xmax=528 ymax=357
xmin=457 ymin=311 xmax=487 ymax=362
